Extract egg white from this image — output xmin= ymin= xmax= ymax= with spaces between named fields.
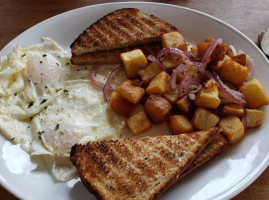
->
xmin=0 ymin=38 xmax=128 ymax=181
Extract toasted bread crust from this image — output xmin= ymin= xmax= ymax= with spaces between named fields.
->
xmin=70 ymin=42 xmax=162 ymax=65
xmin=70 ymin=8 xmax=177 ymax=56
xmin=70 ymin=127 xmax=220 ymax=200
xmin=179 ymin=132 xmax=228 ymax=180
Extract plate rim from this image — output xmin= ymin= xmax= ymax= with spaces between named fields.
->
xmin=0 ymin=1 xmax=268 ymax=200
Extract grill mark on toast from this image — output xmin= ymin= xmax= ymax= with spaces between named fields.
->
xmin=70 ymin=8 xmax=178 ymax=55
xmin=121 ymin=14 xmax=155 ymax=41
xmin=87 ymin=142 xmax=136 ymax=197
xmin=71 ymin=128 xmax=221 ymax=200
xmin=103 ymin=141 xmax=149 ymax=196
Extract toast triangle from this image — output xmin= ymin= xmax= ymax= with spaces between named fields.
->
xmin=70 ymin=8 xmax=177 ymax=56
xmin=70 ymin=127 xmax=221 ymax=200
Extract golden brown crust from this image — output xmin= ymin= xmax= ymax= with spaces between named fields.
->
xmin=70 ymin=42 xmax=162 ymax=65
xmin=70 ymin=127 xmax=221 ymax=200
xmin=70 ymin=8 xmax=177 ymax=56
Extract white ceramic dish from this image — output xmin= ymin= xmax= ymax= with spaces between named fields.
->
xmin=0 ymin=2 xmax=268 ymax=200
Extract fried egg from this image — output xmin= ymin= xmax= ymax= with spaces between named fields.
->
xmin=0 ymin=38 xmax=127 ymax=181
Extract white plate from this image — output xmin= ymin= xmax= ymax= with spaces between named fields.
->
xmin=0 ymin=2 xmax=269 ymax=200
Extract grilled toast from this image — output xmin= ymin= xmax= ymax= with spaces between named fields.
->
xmin=179 ymin=131 xmax=228 ymax=180
xmin=70 ymin=127 xmax=220 ymax=200
xmin=70 ymin=42 xmax=162 ymax=65
xmin=70 ymin=8 xmax=177 ymax=65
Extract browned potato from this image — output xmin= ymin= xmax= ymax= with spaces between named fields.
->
xmin=240 ymin=79 xmax=269 ymax=108
xmin=232 ymin=54 xmax=247 ymax=66
xmin=192 ymin=107 xmax=219 ymax=130
xmin=144 ymin=94 xmax=172 ymax=123
xmin=210 ymin=43 xmax=229 ymax=64
xmin=223 ymin=81 xmax=237 ymax=90
xmin=146 ymin=71 xmax=170 ymax=95
xmin=176 ymin=65 xmax=200 ymax=83
xmin=161 ymin=54 xmax=183 ymax=73
xmin=218 ymin=55 xmax=249 ymax=86
xmin=221 ymin=104 xmax=244 ymax=117
xmin=197 ymin=43 xmax=211 ymax=58
xmin=169 ymin=115 xmax=193 ymax=134
xmin=204 ymin=38 xmax=214 ymax=43
xmin=175 ymin=96 xmax=193 ymax=118
xmin=164 ymin=87 xmax=179 ymax=105
xmin=110 ymin=91 xmax=136 ymax=117
xmin=219 ymin=115 xmax=244 ymax=144
xmin=161 ymin=31 xmax=187 ymax=51
xmin=120 ymin=49 xmax=148 ymax=78
xmin=127 ymin=111 xmax=152 ymax=135
xmin=194 ymin=79 xmax=220 ymax=109
xmin=245 ymin=109 xmax=265 ymax=128
xmin=116 ymin=80 xmax=145 ymax=104
xmin=139 ymin=62 xmax=161 ymax=85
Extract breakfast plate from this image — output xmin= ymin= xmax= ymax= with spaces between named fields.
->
xmin=0 ymin=2 xmax=269 ymax=200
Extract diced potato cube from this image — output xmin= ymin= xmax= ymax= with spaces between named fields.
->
xmin=110 ymin=91 xmax=136 ymax=117
xmin=204 ymin=78 xmax=216 ymax=88
xmin=245 ymin=109 xmax=265 ymax=128
xmin=116 ymin=80 xmax=145 ymax=104
xmin=144 ymin=94 xmax=172 ymax=123
xmin=139 ymin=62 xmax=161 ymax=85
xmin=232 ymin=54 xmax=247 ymax=66
xmin=175 ymin=96 xmax=193 ymax=118
xmin=130 ymin=79 xmax=141 ymax=86
xmin=161 ymin=31 xmax=187 ymax=51
xmin=204 ymin=38 xmax=214 ymax=43
xmin=210 ymin=43 xmax=229 ymax=64
xmin=164 ymin=87 xmax=179 ymax=104
xmin=176 ymin=65 xmax=200 ymax=83
xmin=240 ymin=79 xmax=269 ymax=108
xmin=218 ymin=55 xmax=249 ymax=85
xmin=192 ymin=107 xmax=219 ymax=130
xmin=224 ymin=81 xmax=237 ymax=90
xmin=127 ymin=111 xmax=152 ymax=135
xmin=221 ymin=104 xmax=244 ymax=117
xmin=194 ymin=79 xmax=220 ymax=109
xmin=191 ymin=46 xmax=198 ymax=54
xmin=169 ymin=115 xmax=193 ymax=134
xmin=197 ymin=43 xmax=210 ymax=57
xmin=146 ymin=71 xmax=170 ymax=95
xmin=120 ymin=49 xmax=148 ymax=78
xmin=219 ymin=116 xmax=244 ymax=144
xmin=161 ymin=54 xmax=183 ymax=73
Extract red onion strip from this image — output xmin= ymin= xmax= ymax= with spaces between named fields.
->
xmin=170 ymin=64 xmax=184 ymax=89
xmin=147 ymin=55 xmax=166 ymax=71
xmin=201 ymin=38 xmax=223 ymax=67
xmin=90 ymin=65 xmax=104 ymax=90
xmin=103 ymin=65 xmax=124 ymax=102
xmin=178 ymin=75 xmax=201 ymax=98
xmin=156 ymin=47 xmax=191 ymax=61
xmin=212 ymin=71 xmax=247 ymax=105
